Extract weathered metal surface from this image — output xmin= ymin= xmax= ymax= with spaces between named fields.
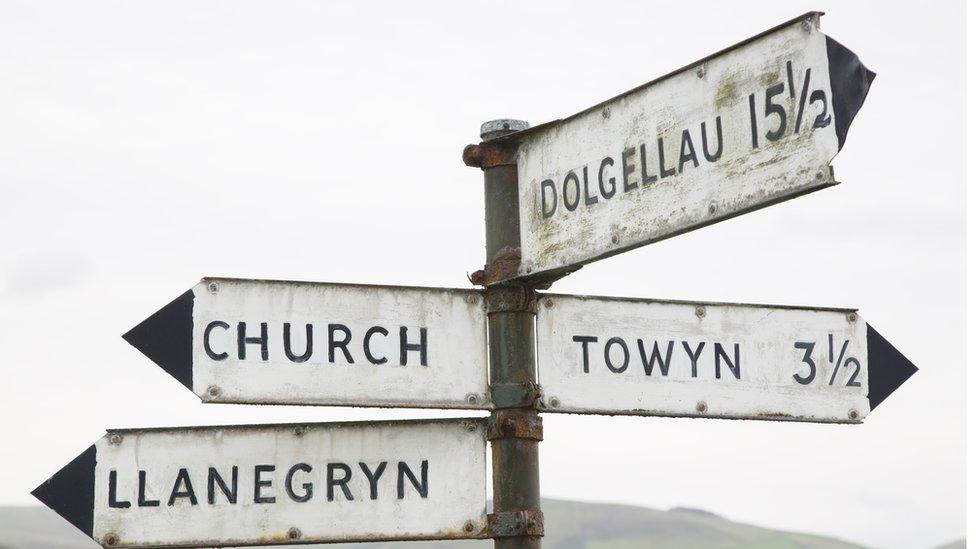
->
xmin=536 ymin=293 xmax=914 ymax=423
xmin=486 ymin=409 xmax=543 ymax=441
xmin=500 ymin=12 xmax=873 ymax=283
xmin=123 ymin=278 xmax=491 ymax=409
xmin=463 ymin=141 xmax=519 ymax=169
xmin=487 ymin=510 xmax=545 ymax=537
xmin=32 ymin=419 xmax=488 ymax=548
xmin=481 ymin=119 xmax=542 ymax=549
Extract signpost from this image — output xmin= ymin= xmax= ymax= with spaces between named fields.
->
xmin=466 ymin=12 xmax=874 ymax=285
xmin=123 ymin=278 xmax=490 ymax=409
xmin=32 ymin=419 xmax=488 ymax=548
xmin=35 ymin=12 xmax=917 ymax=549
xmin=536 ymin=294 xmax=916 ymax=422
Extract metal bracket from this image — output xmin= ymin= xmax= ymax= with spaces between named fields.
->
xmin=470 ymin=246 xmax=522 ymax=288
xmin=486 ymin=510 xmax=545 ymax=538
xmin=462 ymin=141 xmax=518 ymax=169
xmin=490 ymin=381 xmax=541 ymax=409
xmin=485 ymin=283 xmax=537 ymax=314
xmin=486 ymin=409 xmax=543 ymax=441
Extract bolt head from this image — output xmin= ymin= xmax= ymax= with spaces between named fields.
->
xmin=848 ymin=409 xmax=859 ymax=420
xmin=103 ymin=533 xmax=119 ymax=546
xmin=466 ymin=393 xmax=479 ymax=405
xmin=548 ymin=397 xmax=560 ymax=408
xmin=611 ymin=234 xmax=619 ymax=245
xmin=544 ymin=298 xmax=554 ymax=308
xmin=847 ymin=312 xmax=858 ymax=323
xmin=108 ymin=433 xmax=122 ymax=445
xmin=207 ymin=385 xmax=221 ymax=398
xmin=696 ymin=402 xmax=708 ymax=413
xmin=464 ymin=521 xmax=475 ymax=533
xmin=207 ymin=281 xmax=219 ymax=293
xmin=696 ymin=65 xmax=705 ymax=78
xmin=695 ymin=306 xmax=706 ymax=318
xmin=287 ymin=527 xmax=302 ymax=540
xmin=708 ymin=203 xmax=717 ymax=215
xmin=802 ymin=18 xmax=812 ymax=31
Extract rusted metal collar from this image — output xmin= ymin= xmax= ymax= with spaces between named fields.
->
xmin=485 ymin=283 xmax=537 ymax=314
xmin=470 ymin=246 xmax=521 ymax=287
xmin=490 ymin=381 xmax=541 ymax=409
xmin=486 ymin=409 xmax=543 ymax=441
xmin=487 ymin=510 xmax=545 ymax=538
xmin=462 ymin=141 xmax=518 ymax=169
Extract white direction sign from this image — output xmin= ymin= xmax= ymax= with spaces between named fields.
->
xmin=123 ymin=278 xmax=490 ymax=409
xmin=506 ymin=12 xmax=874 ymax=281
xmin=537 ymin=294 xmax=916 ymax=423
xmin=33 ymin=418 xmax=488 ymax=548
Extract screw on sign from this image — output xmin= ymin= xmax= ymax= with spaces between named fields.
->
xmin=32 ymin=12 xmax=918 ymax=549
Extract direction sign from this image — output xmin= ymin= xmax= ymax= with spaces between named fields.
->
xmin=33 ymin=418 xmax=488 ymax=548
xmin=498 ymin=12 xmax=874 ymax=283
xmin=124 ymin=278 xmax=490 ymax=409
xmin=536 ymin=294 xmax=916 ymax=423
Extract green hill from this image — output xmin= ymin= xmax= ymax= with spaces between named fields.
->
xmin=0 ymin=499 xmax=958 ymax=549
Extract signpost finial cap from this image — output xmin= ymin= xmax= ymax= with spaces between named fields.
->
xmin=480 ymin=119 xmax=529 ymax=140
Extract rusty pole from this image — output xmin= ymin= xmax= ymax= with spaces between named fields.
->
xmin=465 ymin=119 xmax=543 ymax=549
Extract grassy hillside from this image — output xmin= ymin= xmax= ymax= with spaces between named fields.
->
xmin=1 ymin=499 xmax=874 ymax=549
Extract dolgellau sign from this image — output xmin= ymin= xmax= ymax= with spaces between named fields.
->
xmin=32 ymin=419 xmax=488 ymax=548
xmin=492 ymin=12 xmax=874 ymax=283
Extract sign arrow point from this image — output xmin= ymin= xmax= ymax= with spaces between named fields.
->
xmin=31 ymin=445 xmax=96 ymax=538
xmin=866 ymin=323 xmax=918 ymax=410
xmin=123 ymin=290 xmax=194 ymax=391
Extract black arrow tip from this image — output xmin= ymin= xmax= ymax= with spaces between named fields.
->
xmin=867 ymin=323 xmax=918 ymax=410
xmin=32 ymin=445 xmax=96 ymax=538
xmin=826 ymin=35 xmax=876 ymax=151
xmin=123 ymin=290 xmax=194 ymax=391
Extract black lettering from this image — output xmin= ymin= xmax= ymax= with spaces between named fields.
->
xmin=657 ymin=137 xmax=676 ymax=179
xmin=285 ymin=463 xmax=313 ymax=503
xmin=328 ymin=324 xmax=354 ymax=364
xmin=540 ymin=179 xmax=557 ymax=219
xmin=563 ymin=171 xmax=581 ymax=211
xmin=253 ymin=465 xmax=275 ymax=504
xmin=701 ymin=116 xmax=723 ymax=162
xmin=327 ymin=463 xmax=354 ymax=501
xmin=204 ymin=321 xmax=230 ymax=360
xmin=582 ymin=166 xmax=598 ymax=205
xmin=604 ymin=337 xmax=629 ymax=373
xmin=621 ymin=147 xmax=637 ymax=192
xmin=237 ymin=322 xmax=268 ymax=361
xmin=283 ymin=323 xmax=313 ymax=363
xmin=399 ymin=327 xmax=427 ymax=366
xmin=359 ymin=462 xmax=388 ymax=500
xmin=682 ymin=341 xmax=705 ymax=378
xmin=678 ymin=129 xmax=699 ymax=172
xmin=598 ymin=157 xmax=616 ymax=199
xmin=208 ymin=466 xmax=238 ymax=504
xmin=397 ymin=461 xmax=428 ymax=499
xmin=639 ymin=143 xmax=657 ymax=185
xmin=108 ymin=470 xmax=131 ymax=508
xmin=364 ymin=326 xmax=389 ymax=365
xmin=638 ymin=340 xmax=673 ymax=376
xmin=168 ymin=468 xmax=197 ymax=506
xmin=572 ymin=335 xmax=599 ymax=373
xmin=138 ymin=470 xmax=160 ymax=507
xmin=715 ymin=343 xmax=741 ymax=379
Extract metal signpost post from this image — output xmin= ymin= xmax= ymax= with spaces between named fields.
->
xmin=34 ymin=12 xmax=917 ymax=549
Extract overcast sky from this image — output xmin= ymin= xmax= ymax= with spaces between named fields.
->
xmin=0 ymin=2 xmax=965 ymax=548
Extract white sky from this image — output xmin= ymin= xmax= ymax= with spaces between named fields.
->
xmin=0 ymin=2 xmax=965 ymax=548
